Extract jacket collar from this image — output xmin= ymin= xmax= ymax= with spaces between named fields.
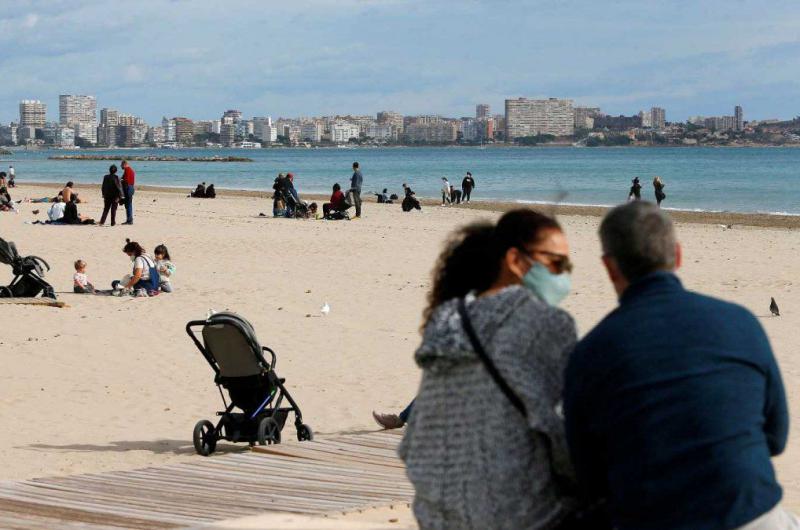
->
xmin=619 ymin=270 xmax=683 ymax=305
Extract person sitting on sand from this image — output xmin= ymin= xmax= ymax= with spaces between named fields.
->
xmin=323 ymin=183 xmax=347 ymax=219
xmin=564 ymin=201 xmax=794 ymax=530
xmin=73 ymin=260 xmax=96 ymax=294
xmin=205 ymin=184 xmax=216 ymax=198
xmin=400 ymin=209 xmax=584 ymax=529
xmin=402 ymin=183 xmax=421 ymax=212
xmin=272 ymin=174 xmax=286 ymax=217
xmin=115 ymin=239 xmax=160 ymax=297
xmin=283 ymin=173 xmax=300 ymax=217
xmin=154 ymin=244 xmax=175 ymax=293
xmin=48 ymin=196 xmax=66 ymax=222
xmin=61 ymin=194 xmax=94 ymax=224
xmin=191 ymin=182 xmax=207 ymax=198
xmin=377 ymin=188 xmax=392 ymax=204
xmin=62 ymin=181 xmax=82 ymax=203
xmin=0 ymin=191 xmax=14 ymax=212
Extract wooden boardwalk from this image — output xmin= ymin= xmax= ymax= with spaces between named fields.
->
xmin=0 ymin=431 xmax=412 ymax=529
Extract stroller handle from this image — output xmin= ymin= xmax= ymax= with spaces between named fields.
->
xmin=185 ymin=319 xmax=277 ymax=374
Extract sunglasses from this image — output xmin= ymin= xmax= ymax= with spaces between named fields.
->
xmin=523 ymin=248 xmax=573 ymax=274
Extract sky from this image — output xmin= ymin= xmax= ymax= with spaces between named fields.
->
xmin=1 ymin=0 xmax=799 ymax=124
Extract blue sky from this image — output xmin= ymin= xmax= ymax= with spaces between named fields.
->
xmin=1 ymin=0 xmax=799 ymax=124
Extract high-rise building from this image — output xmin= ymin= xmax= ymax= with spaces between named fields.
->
xmin=59 ymin=95 xmax=97 ymax=144
xmin=573 ymin=106 xmax=601 ymax=129
xmin=173 ymin=117 xmax=194 ymax=145
xmin=734 ymin=105 xmax=744 ymax=131
xmin=162 ymin=117 xmax=176 ymax=142
xmin=404 ymin=121 xmax=459 ymax=143
xmin=100 ymin=108 xmax=119 ymax=126
xmin=377 ymin=111 xmax=404 ymax=140
xmin=330 ymin=123 xmax=360 ymax=143
xmin=650 ymin=107 xmax=666 ymax=129
xmin=97 ymin=125 xmax=118 ymax=147
xmin=253 ymin=117 xmax=276 ymax=143
xmin=476 ymin=104 xmax=491 ymax=120
xmin=639 ymin=110 xmax=652 ymax=128
xmin=220 ymin=123 xmax=236 ymax=146
xmin=222 ymin=109 xmax=242 ymax=123
xmin=19 ymin=100 xmax=47 ymax=129
xmin=366 ymin=123 xmax=393 ymax=140
xmin=54 ymin=126 xmax=75 ymax=148
xmin=505 ymin=98 xmax=574 ymax=140
xmin=300 ymin=122 xmax=323 ymax=142
xmin=0 ymin=123 xmax=18 ymax=145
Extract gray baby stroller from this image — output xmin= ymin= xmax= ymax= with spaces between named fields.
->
xmin=0 ymin=238 xmax=56 ymax=299
xmin=187 ymin=312 xmax=313 ymax=456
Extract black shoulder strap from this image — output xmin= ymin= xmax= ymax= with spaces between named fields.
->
xmin=457 ymin=298 xmax=527 ymax=418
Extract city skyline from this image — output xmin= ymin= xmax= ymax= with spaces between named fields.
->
xmin=1 ymin=1 xmax=799 ymax=124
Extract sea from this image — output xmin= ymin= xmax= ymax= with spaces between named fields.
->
xmin=2 ymin=146 xmax=799 ymax=215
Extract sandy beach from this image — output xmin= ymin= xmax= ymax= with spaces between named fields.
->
xmin=1 ymin=183 xmax=798 ymax=521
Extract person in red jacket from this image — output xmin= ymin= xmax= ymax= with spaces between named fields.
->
xmin=323 ymin=183 xmax=346 ymax=219
xmin=121 ymin=160 xmax=135 ymax=224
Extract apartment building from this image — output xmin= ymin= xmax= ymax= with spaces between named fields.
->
xmin=505 ymin=98 xmax=574 ymax=139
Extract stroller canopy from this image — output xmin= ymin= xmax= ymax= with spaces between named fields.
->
xmin=0 ymin=238 xmax=19 ymax=266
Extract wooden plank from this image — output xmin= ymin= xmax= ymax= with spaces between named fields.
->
xmin=0 ymin=432 xmax=413 ymax=529
xmin=0 ymin=496 xmax=180 ymax=529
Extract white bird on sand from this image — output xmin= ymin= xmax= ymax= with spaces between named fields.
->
xmin=320 ymin=302 xmax=331 ymax=316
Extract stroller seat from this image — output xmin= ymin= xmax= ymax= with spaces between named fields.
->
xmin=187 ymin=312 xmax=312 ymax=456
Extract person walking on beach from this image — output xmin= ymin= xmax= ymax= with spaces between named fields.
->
xmin=400 ymin=209 xmax=592 ymax=529
xmin=120 ymin=160 xmax=135 ymax=224
xmin=461 ymin=171 xmax=475 ymax=202
xmin=627 ymin=177 xmax=642 ymax=201
xmin=564 ymin=201 xmax=794 ymax=530
xmin=100 ymin=164 xmax=124 ymax=226
xmin=440 ymin=177 xmax=451 ymax=205
xmin=653 ymin=176 xmax=666 ymax=206
xmin=8 ymin=165 xmax=15 ymax=188
xmin=348 ymin=162 xmax=363 ymax=218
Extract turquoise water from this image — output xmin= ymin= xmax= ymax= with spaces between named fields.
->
xmin=2 ymin=147 xmax=800 ymax=214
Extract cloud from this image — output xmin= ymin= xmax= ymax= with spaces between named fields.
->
xmin=124 ymin=65 xmax=145 ymax=83
xmin=0 ymin=0 xmax=799 ymax=123
xmin=22 ymin=13 xmax=38 ymax=28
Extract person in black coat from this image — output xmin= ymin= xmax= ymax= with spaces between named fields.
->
xmin=100 ymin=165 xmax=125 ymax=226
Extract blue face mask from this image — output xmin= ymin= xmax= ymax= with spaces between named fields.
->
xmin=521 ymin=260 xmax=572 ymax=306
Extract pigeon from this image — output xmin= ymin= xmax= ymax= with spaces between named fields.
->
xmin=770 ymin=297 xmax=780 ymax=317
xmin=320 ymin=302 xmax=330 ymax=316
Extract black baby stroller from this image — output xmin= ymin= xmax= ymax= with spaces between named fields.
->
xmin=186 ymin=312 xmax=313 ymax=456
xmin=0 ymin=237 xmax=56 ymax=299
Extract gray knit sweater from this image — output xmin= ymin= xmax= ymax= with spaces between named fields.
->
xmin=399 ymin=286 xmax=579 ymax=529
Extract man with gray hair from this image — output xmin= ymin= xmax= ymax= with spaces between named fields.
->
xmin=564 ymin=201 xmax=793 ymax=530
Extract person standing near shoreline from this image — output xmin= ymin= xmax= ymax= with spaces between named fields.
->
xmin=121 ymin=160 xmax=135 ymax=224
xmin=653 ymin=176 xmax=666 ymax=207
xmin=461 ymin=171 xmax=475 ymax=202
xmin=100 ymin=164 xmax=124 ymax=226
xmin=8 ymin=165 xmax=15 ymax=187
xmin=628 ymin=177 xmax=642 ymax=201
xmin=348 ymin=162 xmax=363 ymax=218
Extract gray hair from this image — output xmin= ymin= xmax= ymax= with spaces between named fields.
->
xmin=599 ymin=201 xmax=676 ymax=281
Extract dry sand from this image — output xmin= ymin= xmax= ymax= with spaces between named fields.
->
xmin=1 ymin=184 xmax=798 ymax=522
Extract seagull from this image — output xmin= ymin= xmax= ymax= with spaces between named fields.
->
xmin=770 ymin=298 xmax=780 ymax=317
xmin=320 ymin=302 xmax=331 ymax=316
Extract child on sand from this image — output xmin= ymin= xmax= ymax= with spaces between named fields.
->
xmin=73 ymin=260 xmax=96 ymax=294
xmin=154 ymin=244 xmax=175 ymax=293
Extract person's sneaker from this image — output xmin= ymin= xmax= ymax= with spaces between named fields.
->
xmin=372 ymin=411 xmax=405 ymax=430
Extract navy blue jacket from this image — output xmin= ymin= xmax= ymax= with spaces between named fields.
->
xmin=564 ymin=272 xmax=788 ymax=530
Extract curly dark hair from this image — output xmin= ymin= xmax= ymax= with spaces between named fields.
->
xmin=123 ymin=238 xmax=145 ymax=256
xmin=422 ymin=209 xmax=562 ymax=326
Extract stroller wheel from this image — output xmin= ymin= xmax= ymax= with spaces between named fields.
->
xmin=257 ymin=417 xmax=281 ymax=445
xmin=193 ymin=420 xmax=217 ymax=456
xmin=0 ymin=286 xmax=12 ymax=298
xmin=297 ymin=423 xmax=314 ymax=442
